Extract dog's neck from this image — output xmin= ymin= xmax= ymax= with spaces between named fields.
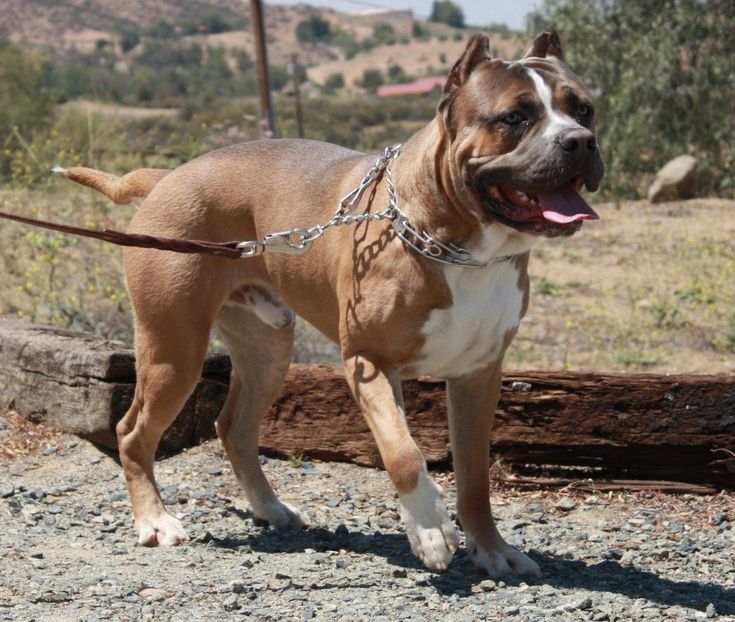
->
xmin=391 ymin=118 xmax=538 ymax=265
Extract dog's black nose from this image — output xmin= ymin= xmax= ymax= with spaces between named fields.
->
xmin=559 ymin=128 xmax=596 ymax=153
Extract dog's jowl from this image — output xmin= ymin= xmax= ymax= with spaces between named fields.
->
xmin=58 ymin=28 xmax=603 ymax=578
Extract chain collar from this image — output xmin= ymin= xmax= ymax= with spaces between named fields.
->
xmin=236 ymin=144 xmax=513 ymax=268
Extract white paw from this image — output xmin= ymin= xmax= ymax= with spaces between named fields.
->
xmin=399 ymin=472 xmax=459 ymax=571
xmin=136 ymin=512 xmax=189 ymax=547
xmin=255 ymin=500 xmax=309 ymax=529
xmin=466 ymin=534 xmax=542 ymax=578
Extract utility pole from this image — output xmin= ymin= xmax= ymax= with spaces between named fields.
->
xmin=290 ymin=53 xmax=305 ymax=139
xmin=250 ymin=0 xmax=276 ymax=138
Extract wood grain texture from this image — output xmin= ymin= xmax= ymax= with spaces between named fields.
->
xmin=1 ymin=318 xmax=733 ymax=485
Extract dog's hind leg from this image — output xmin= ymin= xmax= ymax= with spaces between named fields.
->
xmin=53 ymin=166 xmax=171 ymax=204
xmin=117 ymin=250 xmax=224 ymax=546
xmin=214 ymin=293 xmax=307 ymax=529
xmin=117 ymin=317 xmax=211 ymax=546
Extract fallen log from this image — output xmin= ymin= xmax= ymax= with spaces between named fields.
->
xmin=1 ymin=318 xmax=733 ymax=487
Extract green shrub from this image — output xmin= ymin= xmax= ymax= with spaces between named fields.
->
xmin=532 ymin=0 xmax=735 ymax=198
xmin=295 ymin=14 xmax=332 ymax=44
xmin=322 ymin=72 xmax=345 ymax=94
xmin=358 ymin=68 xmax=384 ymax=93
xmin=429 ymin=1 xmax=465 ymax=28
xmin=0 ymin=40 xmax=53 ymax=181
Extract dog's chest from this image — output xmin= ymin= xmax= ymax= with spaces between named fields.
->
xmin=410 ymin=262 xmax=525 ymax=378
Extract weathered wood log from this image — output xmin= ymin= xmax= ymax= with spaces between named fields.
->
xmin=1 ymin=318 xmax=733 ymax=486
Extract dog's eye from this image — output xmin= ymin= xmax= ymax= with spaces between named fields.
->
xmin=576 ymin=104 xmax=592 ymax=119
xmin=502 ymin=112 xmax=525 ymax=126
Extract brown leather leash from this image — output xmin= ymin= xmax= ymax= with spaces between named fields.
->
xmin=0 ymin=209 xmax=245 ymax=259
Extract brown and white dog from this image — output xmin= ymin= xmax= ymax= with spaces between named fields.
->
xmin=58 ymin=29 xmax=603 ymax=578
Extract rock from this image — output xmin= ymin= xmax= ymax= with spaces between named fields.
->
xmin=556 ymin=497 xmax=577 ymax=512
xmin=647 ymin=155 xmax=698 ymax=203
xmin=511 ymin=381 xmax=533 ymax=392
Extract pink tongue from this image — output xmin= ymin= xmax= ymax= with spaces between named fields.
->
xmin=539 ymin=186 xmax=600 ymax=224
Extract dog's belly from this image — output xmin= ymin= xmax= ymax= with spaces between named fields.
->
xmin=406 ymin=263 xmax=525 ymax=379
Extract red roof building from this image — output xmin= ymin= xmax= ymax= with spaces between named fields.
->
xmin=376 ymin=76 xmax=446 ymax=97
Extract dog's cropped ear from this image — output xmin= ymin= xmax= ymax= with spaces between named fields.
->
xmin=443 ymin=34 xmax=491 ymax=95
xmin=524 ymin=27 xmax=564 ymax=60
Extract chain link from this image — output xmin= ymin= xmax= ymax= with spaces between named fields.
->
xmin=235 ymin=144 xmax=509 ymax=268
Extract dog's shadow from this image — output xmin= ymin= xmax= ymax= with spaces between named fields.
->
xmin=201 ymin=517 xmax=734 ymax=614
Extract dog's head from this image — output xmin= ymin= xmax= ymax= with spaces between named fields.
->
xmin=438 ymin=29 xmax=604 ymax=237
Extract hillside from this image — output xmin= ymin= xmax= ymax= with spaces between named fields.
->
xmin=0 ymin=1 xmax=523 ymax=87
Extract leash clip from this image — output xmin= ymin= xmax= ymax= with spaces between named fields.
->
xmin=263 ymin=228 xmax=313 ymax=255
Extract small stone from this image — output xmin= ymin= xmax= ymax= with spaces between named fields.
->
xmin=139 ymin=588 xmax=166 ymax=602
xmin=511 ymin=381 xmax=532 ymax=392
xmin=205 ymin=466 xmax=222 ymax=476
xmin=705 ymin=603 xmax=716 ymax=618
xmin=479 ymin=579 xmax=497 ymax=592
xmin=0 ymin=485 xmax=15 ymax=498
xmin=575 ymin=597 xmax=592 ymax=610
xmin=392 ymin=568 xmax=407 ymax=578
xmin=556 ymin=497 xmax=576 ymax=512
xmin=223 ymin=594 xmax=239 ymax=611
xmin=603 ymin=548 xmax=623 ymax=560
xmin=41 ymin=447 xmax=57 ymax=456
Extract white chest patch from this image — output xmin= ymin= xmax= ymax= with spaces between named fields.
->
xmin=410 ymin=260 xmax=525 ymax=379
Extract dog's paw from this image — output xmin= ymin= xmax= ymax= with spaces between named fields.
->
xmin=399 ymin=473 xmax=459 ymax=571
xmin=136 ymin=512 xmax=189 ymax=547
xmin=255 ymin=500 xmax=309 ymax=530
xmin=466 ymin=534 xmax=542 ymax=578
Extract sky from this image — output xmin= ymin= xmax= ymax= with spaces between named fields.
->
xmin=270 ymin=0 xmax=541 ymax=30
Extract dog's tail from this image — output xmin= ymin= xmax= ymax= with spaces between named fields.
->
xmin=52 ymin=166 xmax=171 ymax=204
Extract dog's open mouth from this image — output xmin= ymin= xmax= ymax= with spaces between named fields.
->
xmin=481 ymin=176 xmax=599 ymax=235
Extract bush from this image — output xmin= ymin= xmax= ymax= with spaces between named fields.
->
xmin=372 ymin=23 xmax=396 ymax=45
xmin=118 ymin=28 xmax=140 ymax=53
xmin=429 ymin=1 xmax=465 ymax=28
xmin=0 ymin=40 xmax=53 ymax=181
xmin=295 ymin=14 xmax=332 ymax=44
xmin=358 ymin=68 xmax=384 ymax=93
xmin=322 ymin=72 xmax=345 ymax=94
xmin=533 ymin=0 xmax=735 ymax=198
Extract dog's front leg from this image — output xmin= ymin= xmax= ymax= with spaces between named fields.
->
xmin=344 ymin=354 xmax=459 ymax=570
xmin=447 ymin=364 xmax=542 ymax=578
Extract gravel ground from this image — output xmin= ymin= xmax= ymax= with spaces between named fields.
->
xmin=1 ymin=422 xmax=734 ymax=621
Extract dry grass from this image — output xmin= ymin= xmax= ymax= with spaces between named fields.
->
xmin=0 ymin=410 xmax=66 ymax=462
xmin=507 ymin=198 xmax=735 ymax=375
xmin=2 ymin=184 xmax=733 ymax=375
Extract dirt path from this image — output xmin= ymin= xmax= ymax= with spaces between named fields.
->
xmin=1 ymin=415 xmax=733 ymax=621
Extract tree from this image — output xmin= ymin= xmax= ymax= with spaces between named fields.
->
xmin=536 ymin=0 xmax=735 ymax=197
xmin=295 ymin=15 xmax=332 ymax=44
xmin=429 ymin=1 xmax=465 ymax=28
xmin=322 ymin=72 xmax=345 ymax=94
xmin=0 ymin=40 xmax=51 ymax=139
xmin=359 ymin=68 xmax=384 ymax=93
